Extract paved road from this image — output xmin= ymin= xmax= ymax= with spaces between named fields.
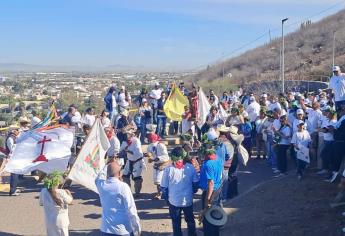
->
xmin=0 ymin=154 xmax=274 ymax=236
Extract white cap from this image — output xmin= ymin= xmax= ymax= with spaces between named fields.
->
xmin=155 ymin=82 xmax=159 ymax=86
xmin=333 ymin=65 xmax=340 ymax=72
xmin=121 ymin=85 xmax=125 ymax=90
xmin=261 ymin=93 xmax=268 ymax=98
xmin=142 ymin=98 xmax=147 ymax=103
xmin=249 ymin=96 xmax=255 ymax=101
xmin=296 ymin=109 xmax=304 ymax=115
xmin=297 ymin=120 xmax=305 ymax=126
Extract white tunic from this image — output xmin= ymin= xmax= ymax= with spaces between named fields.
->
xmin=39 ymin=188 xmax=73 ymax=236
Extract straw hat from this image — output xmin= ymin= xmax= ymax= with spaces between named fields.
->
xmin=19 ymin=116 xmax=30 ymax=124
xmin=228 ymin=125 xmax=244 ymax=145
xmin=120 ymin=109 xmax=129 ymax=116
xmin=204 ymin=206 xmax=228 ymax=227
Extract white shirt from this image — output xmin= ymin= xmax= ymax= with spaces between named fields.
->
xmin=95 ymin=171 xmax=140 ymax=235
xmin=147 ymin=142 xmax=170 ymax=163
xmin=278 ymin=125 xmax=292 ymax=145
xmin=101 ymin=117 xmax=111 ymax=128
xmin=321 ymin=119 xmax=337 ymax=141
xmin=39 ymin=188 xmax=73 ymax=230
xmin=112 ymin=94 xmax=117 ymax=109
xmin=120 ymin=137 xmax=143 ymax=161
xmin=160 ymin=163 xmax=199 ymax=207
xmin=107 ymin=136 xmax=120 ymax=157
xmin=117 ymin=92 xmax=131 ymax=107
xmin=291 ymin=130 xmax=311 ymax=148
xmin=82 ymin=114 xmax=96 ymax=127
xmin=149 ymin=88 xmax=163 ymax=107
xmin=31 ymin=116 xmax=41 ymax=127
xmin=246 ymin=101 xmax=261 ymax=122
xmin=329 ymin=74 xmax=345 ymax=102
xmin=305 ymin=108 xmax=322 ymax=133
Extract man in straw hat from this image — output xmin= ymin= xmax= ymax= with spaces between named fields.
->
xmin=119 ymin=130 xmax=145 ymax=198
xmin=161 ymin=147 xmax=199 ymax=236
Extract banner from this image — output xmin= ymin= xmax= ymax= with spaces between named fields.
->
xmin=296 ymin=144 xmax=310 ymax=163
xmin=163 ymin=85 xmax=189 ymax=121
xmin=196 ymin=88 xmax=211 ymax=129
xmin=4 ymin=127 xmax=74 ymax=174
xmin=67 ymin=119 xmax=110 ymax=193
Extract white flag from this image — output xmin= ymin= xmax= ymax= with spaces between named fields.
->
xmin=68 ymin=119 xmax=110 ymax=193
xmin=219 ymin=104 xmax=228 ymax=120
xmin=196 ymin=88 xmax=211 ymax=129
xmin=4 ymin=127 xmax=74 ymax=175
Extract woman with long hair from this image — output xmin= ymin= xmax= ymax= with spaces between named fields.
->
xmin=39 ymin=171 xmax=73 ymax=236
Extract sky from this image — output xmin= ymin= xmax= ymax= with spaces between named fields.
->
xmin=0 ymin=0 xmax=344 ymax=71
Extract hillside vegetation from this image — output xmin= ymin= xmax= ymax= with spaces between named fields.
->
xmin=191 ymin=9 xmax=345 ymax=92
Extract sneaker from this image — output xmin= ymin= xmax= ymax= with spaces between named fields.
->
xmin=330 ymin=172 xmax=338 ymax=183
xmin=273 ymin=169 xmax=280 ymax=174
xmin=9 ymin=189 xmax=21 ymax=196
xmin=274 ymin=173 xmax=284 ymax=178
xmin=298 ymin=174 xmax=302 ymax=181
xmin=317 ymin=169 xmax=328 ymax=175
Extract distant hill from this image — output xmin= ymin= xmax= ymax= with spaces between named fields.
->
xmin=191 ymin=9 xmax=345 ymax=92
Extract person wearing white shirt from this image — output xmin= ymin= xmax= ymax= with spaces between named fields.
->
xmin=146 ymin=133 xmax=170 ymax=199
xmin=149 ymin=82 xmax=163 ymax=124
xmin=160 ymin=147 xmax=199 ymax=236
xmin=246 ymin=96 xmax=261 ymax=123
xmin=82 ymin=107 xmax=96 ymax=127
xmin=119 ymin=132 xmax=145 ymax=197
xmin=31 ymin=110 xmax=42 ymax=127
xmin=274 ymin=115 xmax=292 ymax=177
xmin=100 ymin=110 xmax=111 ymax=129
xmin=318 ymin=108 xmax=337 ymax=177
xmin=105 ymin=127 xmax=120 ymax=159
xmin=117 ymin=86 xmax=131 ymax=111
xmin=268 ymin=96 xmax=282 ymax=112
xmin=291 ymin=121 xmax=311 ymax=179
xmin=39 ymin=172 xmax=73 ymax=236
xmin=255 ymin=110 xmax=267 ymax=159
xmin=6 ymin=127 xmax=21 ymax=196
xmin=329 ymin=66 xmax=345 ymax=111
xmin=292 ymin=109 xmax=308 ymax=134
xmin=96 ymin=162 xmax=141 ymax=236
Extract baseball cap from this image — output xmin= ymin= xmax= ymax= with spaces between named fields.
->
xmin=333 ymin=66 xmax=340 ymax=72
xmin=297 ymin=120 xmax=305 ymax=126
xmin=296 ymin=109 xmax=304 ymax=115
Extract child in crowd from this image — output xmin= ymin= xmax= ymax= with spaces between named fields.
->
xmin=291 ymin=120 xmax=311 ymax=180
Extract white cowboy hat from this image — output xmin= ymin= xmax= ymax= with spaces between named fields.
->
xmin=120 ymin=109 xmax=129 ymax=116
xmin=217 ymin=124 xmax=230 ymax=133
xmin=207 ymin=128 xmax=219 ymax=141
xmin=204 ymin=205 xmax=228 ymax=227
xmin=19 ymin=116 xmax=30 ymax=123
xmin=228 ymin=125 xmax=244 ymax=145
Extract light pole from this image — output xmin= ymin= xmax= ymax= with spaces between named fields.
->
xmin=222 ymin=52 xmax=225 ymax=80
xmin=281 ymin=17 xmax=288 ymax=94
xmin=332 ymin=30 xmax=336 ymax=67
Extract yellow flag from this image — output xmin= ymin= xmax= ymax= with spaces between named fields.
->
xmin=164 ymin=85 xmax=189 ymax=121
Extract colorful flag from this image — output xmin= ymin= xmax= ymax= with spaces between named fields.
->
xmin=196 ymin=88 xmax=211 ymax=129
xmin=67 ymin=119 xmax=110 ymax=193
xmin=31 ymin=104 xmax=59 ymax=130
xmin=163 ymin=84 xmax=189 ymax=122
xmin=4 ymin=127 xmax=74 ymax=174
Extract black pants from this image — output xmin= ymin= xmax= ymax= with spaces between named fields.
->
xmin=10 ymin=173 xmax=19 ymax=194
xmin=168 ymin=202 xmax=196 ymax=236
xmin=276 ymin=145 xmax=290 ymax=174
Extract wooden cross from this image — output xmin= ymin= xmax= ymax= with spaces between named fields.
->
xmin=32 ymin=136 xmax=52 ymax=163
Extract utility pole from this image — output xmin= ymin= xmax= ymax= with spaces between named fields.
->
xmin=332 ymin=30 xmax=336 ymax=67
xmin=281 ymin=18 xmax=288 ymax=94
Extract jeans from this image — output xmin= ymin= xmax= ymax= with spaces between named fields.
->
xmin=156 ymin=116 xmax=167 ymax=137
xmin=221 ymin=169 xmax=229 ymax=200
xmin=168 ymin=202 xmax=196 ymax=236
xmin=10 ymin=173 xmax=19 ymax=194
xmin=110 ymin=109 xmax=118 ymax=125
xmin=276 ymin=144 xmax=290 ymax=174
xmin=140 ymin=118 xmax=151 ymax=144
xmin=266 ymin=135 xmax=277 ymax=169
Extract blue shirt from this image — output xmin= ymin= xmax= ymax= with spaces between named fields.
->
xmin=199 ymin=158 xmax=222 ymax=191
xmin=160 ymin=163 xmax=199 ymax=207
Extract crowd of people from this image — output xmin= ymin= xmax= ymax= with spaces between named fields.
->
xmin=1 ymin=65 xmax=345 ymax=235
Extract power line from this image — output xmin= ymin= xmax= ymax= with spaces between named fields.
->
xmin=191 ymin=0 xmax=345 ymax=73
